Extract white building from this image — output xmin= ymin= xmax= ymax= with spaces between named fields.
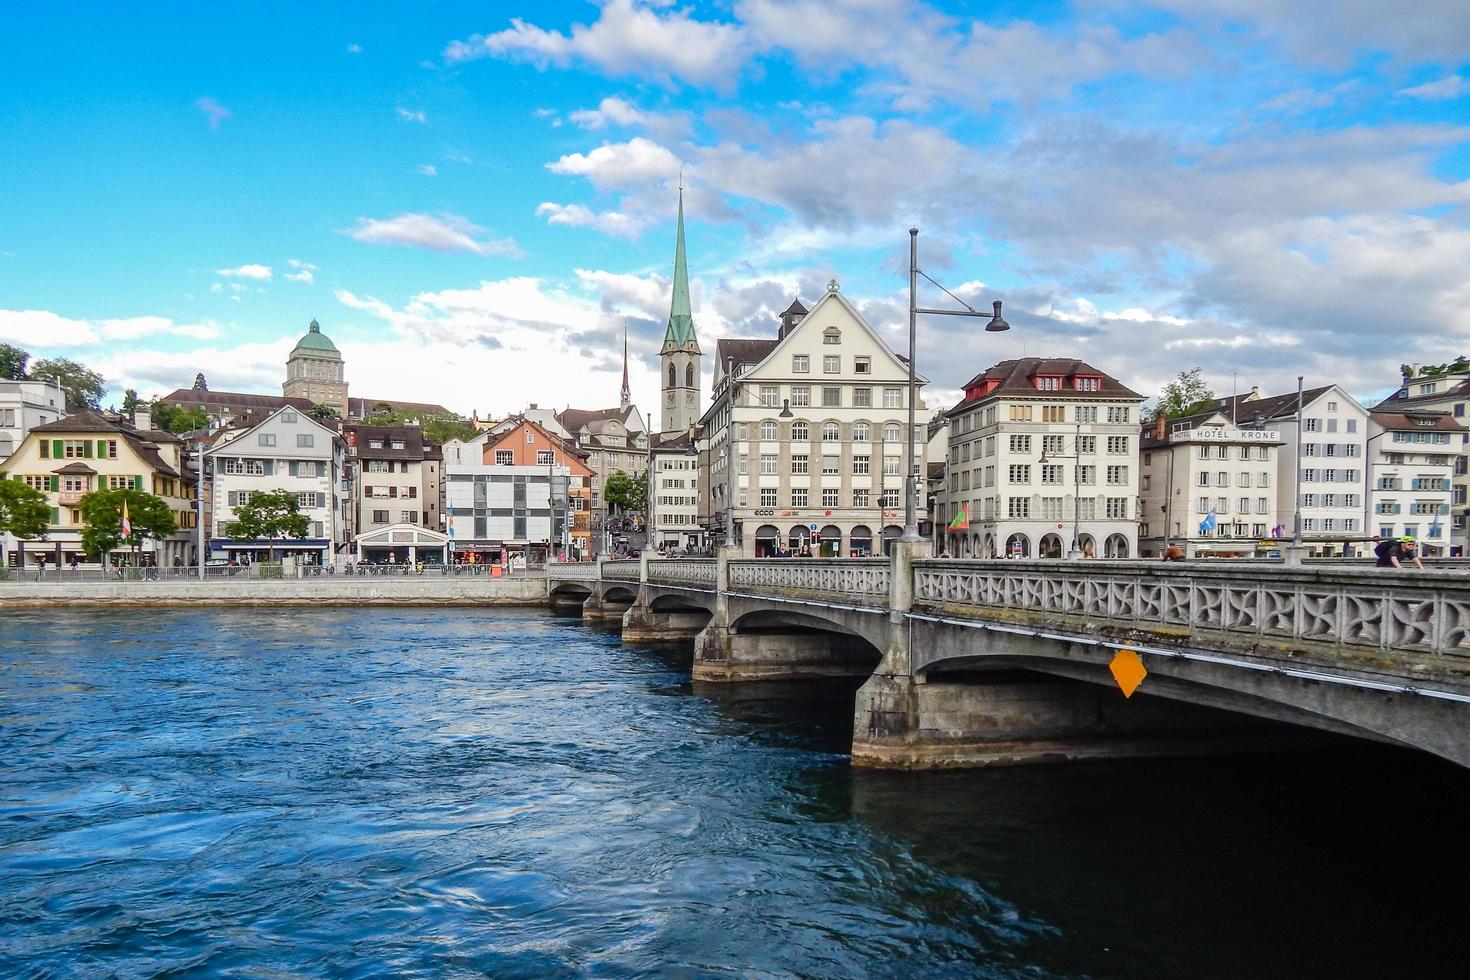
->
xmin=0 ymin=378 xmax=67 ymax=460
xmin=204 ymin=406 xmax=347 ymax=563
xmin=651 ymin=439 xmax=701 ymax=551
xmin=1372 ymin=364 xmax=1470 ymax=553
xmin=701 ymin=282 xmax=930 ymax=557
xmin=443 ymin=462 xmax=572 ymax=562
xmin=940 ymin=357 xmax=1145 ymax=559
xmin=1366 ymin=409 xmax=1463 ymax=555
xmin=1214 ymin=385 xmax=1370 ymax=556
xmin=1139 ymin=412 xmax=1283 ymax=557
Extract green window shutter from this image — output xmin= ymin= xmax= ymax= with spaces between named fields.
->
xmin=51 ymin=507 xmax=59 ymax=525
xmin=97 ymin=440 xmax=107 ymax=457
xmin=53 ymin=439 xmax=64 ymax=459
xmin=49 ymin=475 xmax=59 ymax=492
xmin=133 ymin=475 xmax=142 ymax=490
xmin=40 ymin=440 xmax=49 ymax=459
xmin=82 ymin=441 xmax=92 ymax=458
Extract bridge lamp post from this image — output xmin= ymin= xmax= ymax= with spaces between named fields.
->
xmin=904 ymin=227 xmax=1009 ymax=543
xmin=1039 ymin=422 xmax=1084 ymax=558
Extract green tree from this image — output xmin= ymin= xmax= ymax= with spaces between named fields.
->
xmin=78 ymin=487 xmax=177 ymax=560
xmin=1147 ymin=368 xmax=1217 ymax=422
xmin=357 ymin=404 xmax=475 ymax=444
xmin=308 ymin=403 xmax=341 ymax=422
xmin=603 ymin=469 xmax=648 ymax=515
xmin=29 ymin=357 xmax=106 ymax=411
xmin=121 ymin=389 xmax=142 ymax=414
xmin=224 ymin=488 xmax=309 ymax=559
xmin=192 ymin=372 xmax=208 ymax=390
xmin=0 ymin=478 xmax=51 ymax=541
xmin=0 ymin=343 xmax=29 ymax=380
xmin=151 ymin=401 xmax=210 ymax=434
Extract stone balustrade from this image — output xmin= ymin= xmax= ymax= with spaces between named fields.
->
xmin=602 ymin=560 xmax=642 ymax=582
xmin=728 ymin=558 xmax=891 ymax=607
xmin=551 ymin=562 xmax=600 ymax=581
xmin=648 ymin=559 xmax=717 ymax=587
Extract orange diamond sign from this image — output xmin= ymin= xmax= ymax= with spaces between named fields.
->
xmin=1109 ymin=649 xmax=1147 ymax=698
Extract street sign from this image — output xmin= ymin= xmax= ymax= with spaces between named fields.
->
xmin=1109 ymin=649 xmax=1147 ymax=698
xmin=809 ymin=523 xmax=819 ymax=531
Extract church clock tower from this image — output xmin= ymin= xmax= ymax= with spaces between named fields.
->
xmin=659 ymin=188 xmax=702 ymax=435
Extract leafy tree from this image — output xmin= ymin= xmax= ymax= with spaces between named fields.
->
xmin=78 ymin=487 xmax=177 ymax=559
xmin=29 ymin=357 xmax=106 ymax=411
xmin=192 ymin=372 xmax=208 ymax=390
xmin=151 ymin=401 xmax=211 ymax=434
xmin=0 ymin=479 xmax=51 ymax=540
xmin=358 ymin=405 xmax=475 ymax=444
xmin=308 ymin=403 xmax=341 ymax=422
xmin=224 ymin=488 xmax=309 ymax=559
xmin=1147 ymin=368 xmax=1217 ymax=422
xmin=0 ymin=343 xmax=29 ymax=380
xmin=121 ymin=389 xmax=142 ymax=414
xmin=603 ymin=469 xmax=648 ymax=515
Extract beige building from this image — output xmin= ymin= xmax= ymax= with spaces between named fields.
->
xmin=939 ymin=357 xmax=1145 ymax=559
xmin=344 ymin=423 xmax=444 ymax=537
xmin=1374 ymin=364 xmax=1470 ymax=554
xmin=0 ymin=410 xmax=198 ymax=566
xmin=1366 ymin=410 xmax=1462 ymax=555
xmin=701 ymin=282 xmax=929 ymax=557
xmin=282 ymin=319 xmax=349 ymax=417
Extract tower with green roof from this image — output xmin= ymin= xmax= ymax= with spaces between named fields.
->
xmin=283 ymin=318 xmax=349 ymax=417
xmin=659 ymin=188 xmax=702 ymax=435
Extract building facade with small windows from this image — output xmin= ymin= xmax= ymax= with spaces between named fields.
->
xmin=343 ymin=423 xmax=443 ymax=538
xmin=1138 ymin=412 xmax=1283 ymax=558
xmin=699 ymin=282 xmax=930 ymax=557
xmin=0 ymin=378 xmax=67 ymax=461
xmin=203 ymin=407 xmax=346 ymax=562
xmin=1366 ymin=410 xmax=1463 ymax=555
xmin=0 ymin=410 xmax=198 ymax=567
xmin=650 ymin=435 xmax=701 ymax=551
xmin=1373 ymin=364 xmax=1470 ymax=553
xmin=939 ymin=358 xmax=1145 ymax=559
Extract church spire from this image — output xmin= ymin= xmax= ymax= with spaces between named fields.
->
xmin=661 ymin=184 xmax=698 ymax=353
xmin=620 ymin=322 xmax=631 ymax=410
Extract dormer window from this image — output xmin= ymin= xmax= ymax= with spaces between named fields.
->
xmin=1074 ymin=376 xmax=1101 ymax=392
xmin=1035 ymin=375 xmax=1061 ymax=391
xmin=823 ymin=327 xmax=841 ymax=345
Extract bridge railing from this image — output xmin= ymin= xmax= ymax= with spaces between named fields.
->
xmin=728 ymin=558 xmax=891 ymax=607
xmin=602 ymin=559 xmax=642 ymax=582
xmin=912 ymin=558 xmax=1470 ymax=658
xmin=549 ymin=563 xmax=600 ymax=581
xmin=648 ymin=558 xmax=716 ymax=587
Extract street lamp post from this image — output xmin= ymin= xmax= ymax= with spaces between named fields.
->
xmin=904 ymin=227 xmax=1009 ymax=542
xmin=1039 ymin=422 xmax=1085 ymax=558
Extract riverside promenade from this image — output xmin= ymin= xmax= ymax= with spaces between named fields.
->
xmin=0 ymin=573 xmax=549 ymax=607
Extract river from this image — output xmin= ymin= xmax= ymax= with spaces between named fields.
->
xmin=2 ymin=608 xmax=1467 ymax=977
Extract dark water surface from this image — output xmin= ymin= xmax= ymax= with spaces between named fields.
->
xmin=3 ymin=608 xmax=1468 ymax=978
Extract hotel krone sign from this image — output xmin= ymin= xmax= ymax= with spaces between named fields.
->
xmin=1170 ymin=426 xmax=1282 ymax=444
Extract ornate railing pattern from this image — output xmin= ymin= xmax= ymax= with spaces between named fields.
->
xmin=912 ymin=560 xmax=1470 ymax=657
xmin=648 ymin=559 xmax=717 ymax=587
xmin=602 ymin=560 xmax=642 ymax=582
xmin=549 ymin=563 xmax=599 ymax=581
xmin=728 ymin=559 xmax=891 ymax=607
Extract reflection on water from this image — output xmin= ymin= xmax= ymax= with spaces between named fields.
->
xmin=1 ymin=608 xmax=1466 ymax=977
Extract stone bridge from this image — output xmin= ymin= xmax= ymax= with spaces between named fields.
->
xmin=549 ymin=548 xmax=1470 ymax=770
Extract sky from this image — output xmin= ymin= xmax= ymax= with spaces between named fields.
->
xmin=2 ymin=0 xmax=1468 ymax=421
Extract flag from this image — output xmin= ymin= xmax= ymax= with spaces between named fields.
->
xmin=1430 ymin=511 xmax=1443 ymax=539
xmin=1270 ymin=523 xmax=1285 ymax=539
xmin=947 ymin=506 xmax=969 ymax=533
xmin=120 ymin=499 xmax=132 ymax=539
xmin=1198 ymin=509 xmax=1216 ymax=535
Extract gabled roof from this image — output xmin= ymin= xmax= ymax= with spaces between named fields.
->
xmin=1372 ymin=378 xmax=1470 ymax=411
xmin=26 ymin=411 xmax=187 ymax=479
xmin=1369 ymin=410 xmax=1466 ymax=433
xmin=780 ymin=297 xmax=809 ymax=318
xmin=343 ymin=423 xmax=429 ymax=460
xmin=1212 ymin=385 xmax=1336 ymax=423
xmin=348 ymin=396 xmax=455 ymax=418
xmin=953 ymin=357 xmax=1141 ymax=411
xmin=32 ymin=409 xmax=131 ymax=434
xmin=53 ymin=461 xmax=98 ymax=475
xmin=716 ymin=338 xmax=778 ymax=370
xmin=161 ymin=388 xmax=315 ymax=413
xmin=559 ymin=405 xmax=637 ymax=435
xmin=202 ymin=404 xmax=340 ymax=457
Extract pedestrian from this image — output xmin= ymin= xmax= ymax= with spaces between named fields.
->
xmin=69 ymin=555 xmax=79 ymax=573
xmin=35 ymin=554 xmax=47 ymax=579
xmin=1163 ymin=543 xmax=1186 ymax=562
xmin=1374 ymin=535 xmax=1424 ymax=570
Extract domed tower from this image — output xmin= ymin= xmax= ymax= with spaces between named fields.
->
xmin=659 ymin=188 xmax=702 ymax=435
xmin=283 ymin=318 xmax=348 ymax=416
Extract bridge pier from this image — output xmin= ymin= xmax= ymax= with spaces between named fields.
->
xmin=582 ymin=592 xmax=632 ymax=623
xmin=693 ymin=625 xmax=878 ymax=681
xmin=623 ymin=604 xmax=709 ymax=643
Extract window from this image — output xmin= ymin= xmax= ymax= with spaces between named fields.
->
xmin=760 ymin=454 xmax=776 ymax=474
xmin=1347 ymin=419 xmax=1358 ymax=432
xmin=883 ymin=388 xmax=903 ymax=408
xmin=1106 ymin=497 xmax=1129 ymax=519
xmin=1239 ymin=497 xmax=1251 ymax=514
xmin=792 ymin=421 xmax=809 ymax=441
xmin=1304 ymin=418 xmax=1320 ymax=432
xmin=854 ymin=387 xmax=872 ymax=407
xmin=536 ymin=450 xmax=554 ymax=465
xmin=372 ymin=510 xmax=389 ymax=524
xmin=282 ymin=410 xmax=298 ymax=423
xmin=1042 ymin=434 xmax=1064 ymax=455
xmin=1077 ymin=436 xmax=1096 ymax=454
xmin=853 ymin=422 xmax=871 ymax=442
xmin=880 ymin=489 xmax=900 ymax=508
xmin=258 ymin=433 xmax=276 ymax=446
xmin=1042 ymin=405 xmax=1064 ymax=422
xmin=760 ymin=487 xmax=777 ymax=507
xmin=1009 ymin=405 xmax=1033 ymax=422
xmin=1075 ymin=406 xmax=1097 ymax=423
xmin=791 ymin=488 xmax=808 ymax=507
xmin=1327 ymin=401 xmax=1338 ymax=412
xmin=1198 ymin=496 xmax=1210 ymax=514
xmin=852 ymin=489 xmax=870 ymax=507
xmin=791 ymin=454 xmax=809 ymax=474
xmin=822 ymin=488 xmax=839 ymax=507
xmin=823 ymin=327 xmax=841 ymax=344
xmin=1075 ymin=376 xmax=1101 ymax=392
xmin=823 ymin=387 xmax=842 ymax=407
xmin=883 ymin=457 xmax=900 ymax=476
xmin=366 ymin=460 xmax=391 ymax=472
xmin=854 ymin=356 xmax=871 ymax=374
xmin=1107 ymin=436 xmax=1128 ymax=454
xmin=525 ymin=430 xmax=534 ymax=443
xmin=760 ymin=385 xmax=779 ymax=407
xmin=1041 ymin=464 xmax=1063 ymax=484
xmin=296 ymin=434 xmax=314 ymax=448
xmin=495 ymin=450 xmax=514 ymax=465
xmin=852 ymin=455 xmax=870 ymax=474
xmin=823 ymin=355 xmax=840 ymax=374
xmin=1107 ymin=407 xmax=1130 ymax=424
xmin=791 ymin=386 xmax=811 ymax=407
xmin=390 ymin=441 xmax=405 ymax=450
xmin=1009 ymin=434 xmax=1031 ymax=453
xmin=1008 ymin=464 xmax=1031 ymax=484
xmin=793 ymin=355 xmax=809 ymax=373
xmin=1008 ymin=497 xmax=1030 ymax=518
xmin=882 ymin=423 xmax=900 ymax=443
xmin=823 ymin=456 xmax=841 ymax=475
xmin=1077 ymin=465 xmax=1095 ymax=484
xmin=1106 ymin=465 xmax=1128 ymax=485
xmin=1035 ymin=375 xmax=1061 ymax=391
xmin=823 ymin=422 xmax=841 ymax=442
xmin=1303 ymin=443 xmax=1318 ymax=457
xmin=760 ymin=420 xmax=777 ymax=440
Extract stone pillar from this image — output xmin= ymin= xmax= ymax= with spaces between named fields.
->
xmin=852 ymin=539 xmax=929 ymax=760
xmin=692 ymin=545 xmax=739 ymax=675
xmin=621 ymin=551 xmax=711 ymax=642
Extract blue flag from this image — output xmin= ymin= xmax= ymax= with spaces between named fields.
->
xmin=1199 ymin=510 xmax=1216 ymax=535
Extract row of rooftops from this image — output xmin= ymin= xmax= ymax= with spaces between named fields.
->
xmin=25 ymin=409 xmax=188 ymax=479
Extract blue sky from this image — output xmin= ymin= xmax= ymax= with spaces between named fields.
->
xmin=2 ymin=0 xmax=1468 ymax=420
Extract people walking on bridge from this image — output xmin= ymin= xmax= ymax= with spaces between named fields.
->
xmin=1375 ymin=536 xmax=1423 ymax=570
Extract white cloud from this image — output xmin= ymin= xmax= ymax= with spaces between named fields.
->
xmin=0 ymin=309 xmax=221 ymax=348
xmin=1399 ymin=76 xmax=1467 ymax=101
xmin=417 ymin=163 xmax=438 ymax=176
xmin=284 ymin=259 xmax=316 ymax=285
xmin=342 ymin=212 xmax=521 ymax=257
xmin=547 ymin=136 xmax=682 ymax=191
xmin=396 ymin=107 xmax=428 ymax=123
xmin=536 ymin=202 xmax=655 ymax=238
xmin=445 ymin=0 xmax=749 ymax=91
xmin=215 ymin=263 xmax=273 ymax=281
xmin=195 ymin=97 xmax=230 ymax=129
xmin=569 ymin=97 xmax=650 ymax=130
xmin=347 ymin=43 xmax=363 ymax=54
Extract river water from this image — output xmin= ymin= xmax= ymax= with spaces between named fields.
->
xmin=3 ymin=608 xmax=1468 ymax=978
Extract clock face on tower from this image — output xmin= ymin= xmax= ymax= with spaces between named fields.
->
xmin=667 ymin=393 xmax=675 ymax=405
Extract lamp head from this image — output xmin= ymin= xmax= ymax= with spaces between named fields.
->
xmin=986 ymin=299 xmax=1010 ymax=332
xmin=779 ymin=398 xmax=794 ymax=419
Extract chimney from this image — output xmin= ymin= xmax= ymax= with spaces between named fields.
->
xmin=1154 ymin=413 xmax=1166 ymax=440
xmin=132 ymin=408 xmax=154 ymax=431
xmin=1247 ymin=385 xmax=1260 ymax=401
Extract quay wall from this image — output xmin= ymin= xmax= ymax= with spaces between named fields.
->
xmin=0 ymin=576 xmax=549 ymax=608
